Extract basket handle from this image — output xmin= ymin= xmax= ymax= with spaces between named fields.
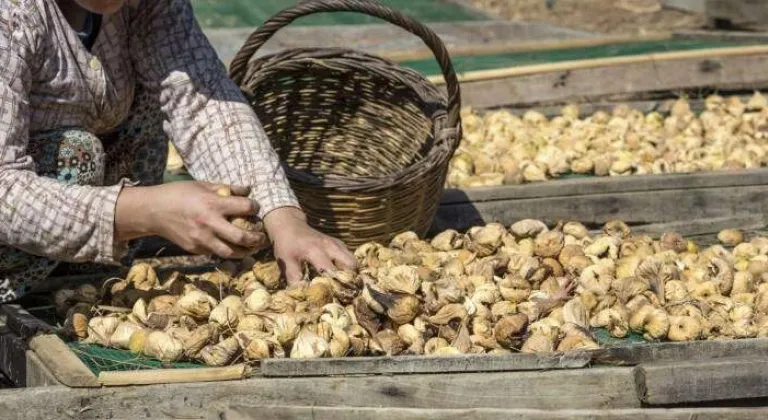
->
xmin=229 ymin=0 xmax=462 ymax=130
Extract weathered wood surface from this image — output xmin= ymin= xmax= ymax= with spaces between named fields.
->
xmin=706 ymin=0 xmax=768 ymax=29
xmin=628 ymin=215 xmax=766 ymax=236
xmin=441 ymin=169 xmax=768 ymax=204
xmin=27 ymin=335 xmax=99 ymax=388
xmin=673 ymin=29 xmax=768 ymax=43
xmin=25 ymin=351 xmax=61 ymax=388
xmin=204 ymin=20 xmax=595 ymax=67
xmin=0 ymin=328 xmax=26 ymax=387
xmin=97 ymin=364 xmax=252 ymax=387
xmin=261 ymin=351 xmax=590 ymax=377
xmin=635 ymin=357 xmax=768 ymax=405
xmin=592 ymin=338 xmax=768 ymax=366
xmin=452 ymin=51 xmax=768 ymax=109
xmin=222 ymin=406 xmax=768 ymax=420
xmin=0 ymin=367 xmax=640 ymax=418
xmin=435 ymin=183 xmax=768 ymax=231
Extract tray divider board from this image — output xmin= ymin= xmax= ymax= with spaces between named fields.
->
xmin=435 ymin=184 xmax=768 ymax=232
xmin=635 ymin=356 xmax=768 ymax=405
xmin=220 ymin=406 xmax=768 ymax=420
xmin=97 ymin=364 xmax=253 ymax=387
xmin=25 ymin=350 xmax=63 ymax=387
xmin=441 ymin=169 xmax=768 ymax=205
xmin=27 ymin=335 xmax=99 ymax=388
xmin=260 ymin=351 xmax=591 ymax=378
xmin=590 ymin=337 xmax=768 ymax=366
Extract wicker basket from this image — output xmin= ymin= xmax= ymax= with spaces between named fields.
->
xmin=229 ymin=0 xmax=462 ymax=249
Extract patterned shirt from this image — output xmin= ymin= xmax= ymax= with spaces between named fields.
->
xmin=0 ymin=0 xmax=300 ymax=265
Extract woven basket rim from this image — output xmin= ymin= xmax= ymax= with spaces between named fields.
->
xmin=239 ymin=48 xmax=461 ymax=193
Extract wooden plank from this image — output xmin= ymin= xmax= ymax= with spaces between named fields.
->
xmin=441 ymin=169 xmax=768 ymax=204
xmin=435 ymin=184 xmax=768 ymax=231
xmin=25 ymin=351 xmax=62 ymax=388
xmin=673 ymin=29 xmax=768 ymax=43
xmin=0 ymin=331 xmax=26 ymax=387
xmin=204 ymin=21 xmax=595 ymax=68
xmin=635 ymin=357 xmax=768 ymax=405
xmin=261 ymin=351 xmax=590 ymax=377
xmin=0 ymin=305 xmax=54 ymax=340
xmin=450 ymin=51 xmax=768 ymax=109
xmin=97 ymin=364 xmax=252 ymax=386
xmin=222 ymin=406 xmax=768 ymax=420
xmin=27 ymin=335 xmax=99 ymax=388
xmin=591 ymin=338 xmax=768 ymax=366
xmin=630 ymin=215 xmax=767 ymax=236
xmin=0 ymin=368 xmax=640 ymax=416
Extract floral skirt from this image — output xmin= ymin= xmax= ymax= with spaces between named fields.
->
xmin=0 ymin=88 xmax=168 ymax=303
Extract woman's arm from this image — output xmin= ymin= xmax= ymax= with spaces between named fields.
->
xmin=0 ymin=10 xmax=127 ymax=264
xmin=127 ymin=0 xmax=356 ymax=281
xmin=127 ymin=0 xmax=299 ymax=220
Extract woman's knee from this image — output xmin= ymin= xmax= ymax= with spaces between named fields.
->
xmin=28 ymin=128 xmax=106 ymax=186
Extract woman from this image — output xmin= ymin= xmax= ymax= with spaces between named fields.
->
xmin=0 ymin=0 xmax=357 ymax=303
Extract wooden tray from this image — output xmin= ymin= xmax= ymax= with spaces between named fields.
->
xmin=4 ymin=302 xmax=768 ymax=393
xmin=434 ymin=93 xmax=768 ymax=231
xmin=435 ymin=169 xmax=768 ymax=232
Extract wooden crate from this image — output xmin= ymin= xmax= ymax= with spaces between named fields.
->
xmin=5 ymin=302 xmax=768 ymax=412
xmin=433 ymin=88 xmax=768 ymax=232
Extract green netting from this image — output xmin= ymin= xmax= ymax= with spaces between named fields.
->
xmin=66 ymin=328 xmax=649 ymax=376
xmin=593 ymin=328 xmax=648 ymax=347
xmin=191 ymin=0 xmax=487 ymax=28
xmin=402 ymin=39 xmax=767 ymax=76
xmin=68 ymin=342 xmax=205 ymax=375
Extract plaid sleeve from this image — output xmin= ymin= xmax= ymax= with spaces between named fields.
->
xmin=128 ymin=0 xmax=301 ymax=219
xmin=0 ymin=4 xmax=128 ymax=265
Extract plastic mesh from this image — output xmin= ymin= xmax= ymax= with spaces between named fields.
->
xmin=68 ymin=342 xmax=206 ymax=375
xmin=593 ymin=328 xmax=648 ymax=347
xmin=402 ymin=39 xmax=766 ymax=77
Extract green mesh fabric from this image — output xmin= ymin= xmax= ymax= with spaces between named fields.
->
xmin=191 ymin=0 xmax=487 ymax=28
xmin=402 ymin=39 xmax=766 ymax=77
xmin=66 ymin=329 xmax=649 ymax=376
xmin=593 ymin=328 xmax=648 ymax=347
xmin=68 ymin=342 xmax=205 ymax=375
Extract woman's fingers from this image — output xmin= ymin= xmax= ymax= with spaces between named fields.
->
xmin=305 ymin=248 xmax=339 ymax=276
xmin=205 ymin=216 xmax=266 ymax=249
xmin=280 ymin=256 xmax=304 ymax=285
xmin=216 ymin=196 xmax=258 ymax=217
xmin=327 ymin=238 xmax=357 ymax=270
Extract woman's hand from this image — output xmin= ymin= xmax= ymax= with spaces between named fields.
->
xmin=264 ymin=207 xmax=358 ymax=284
xmin=115 ymin=181 xmax=269 ymax=259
